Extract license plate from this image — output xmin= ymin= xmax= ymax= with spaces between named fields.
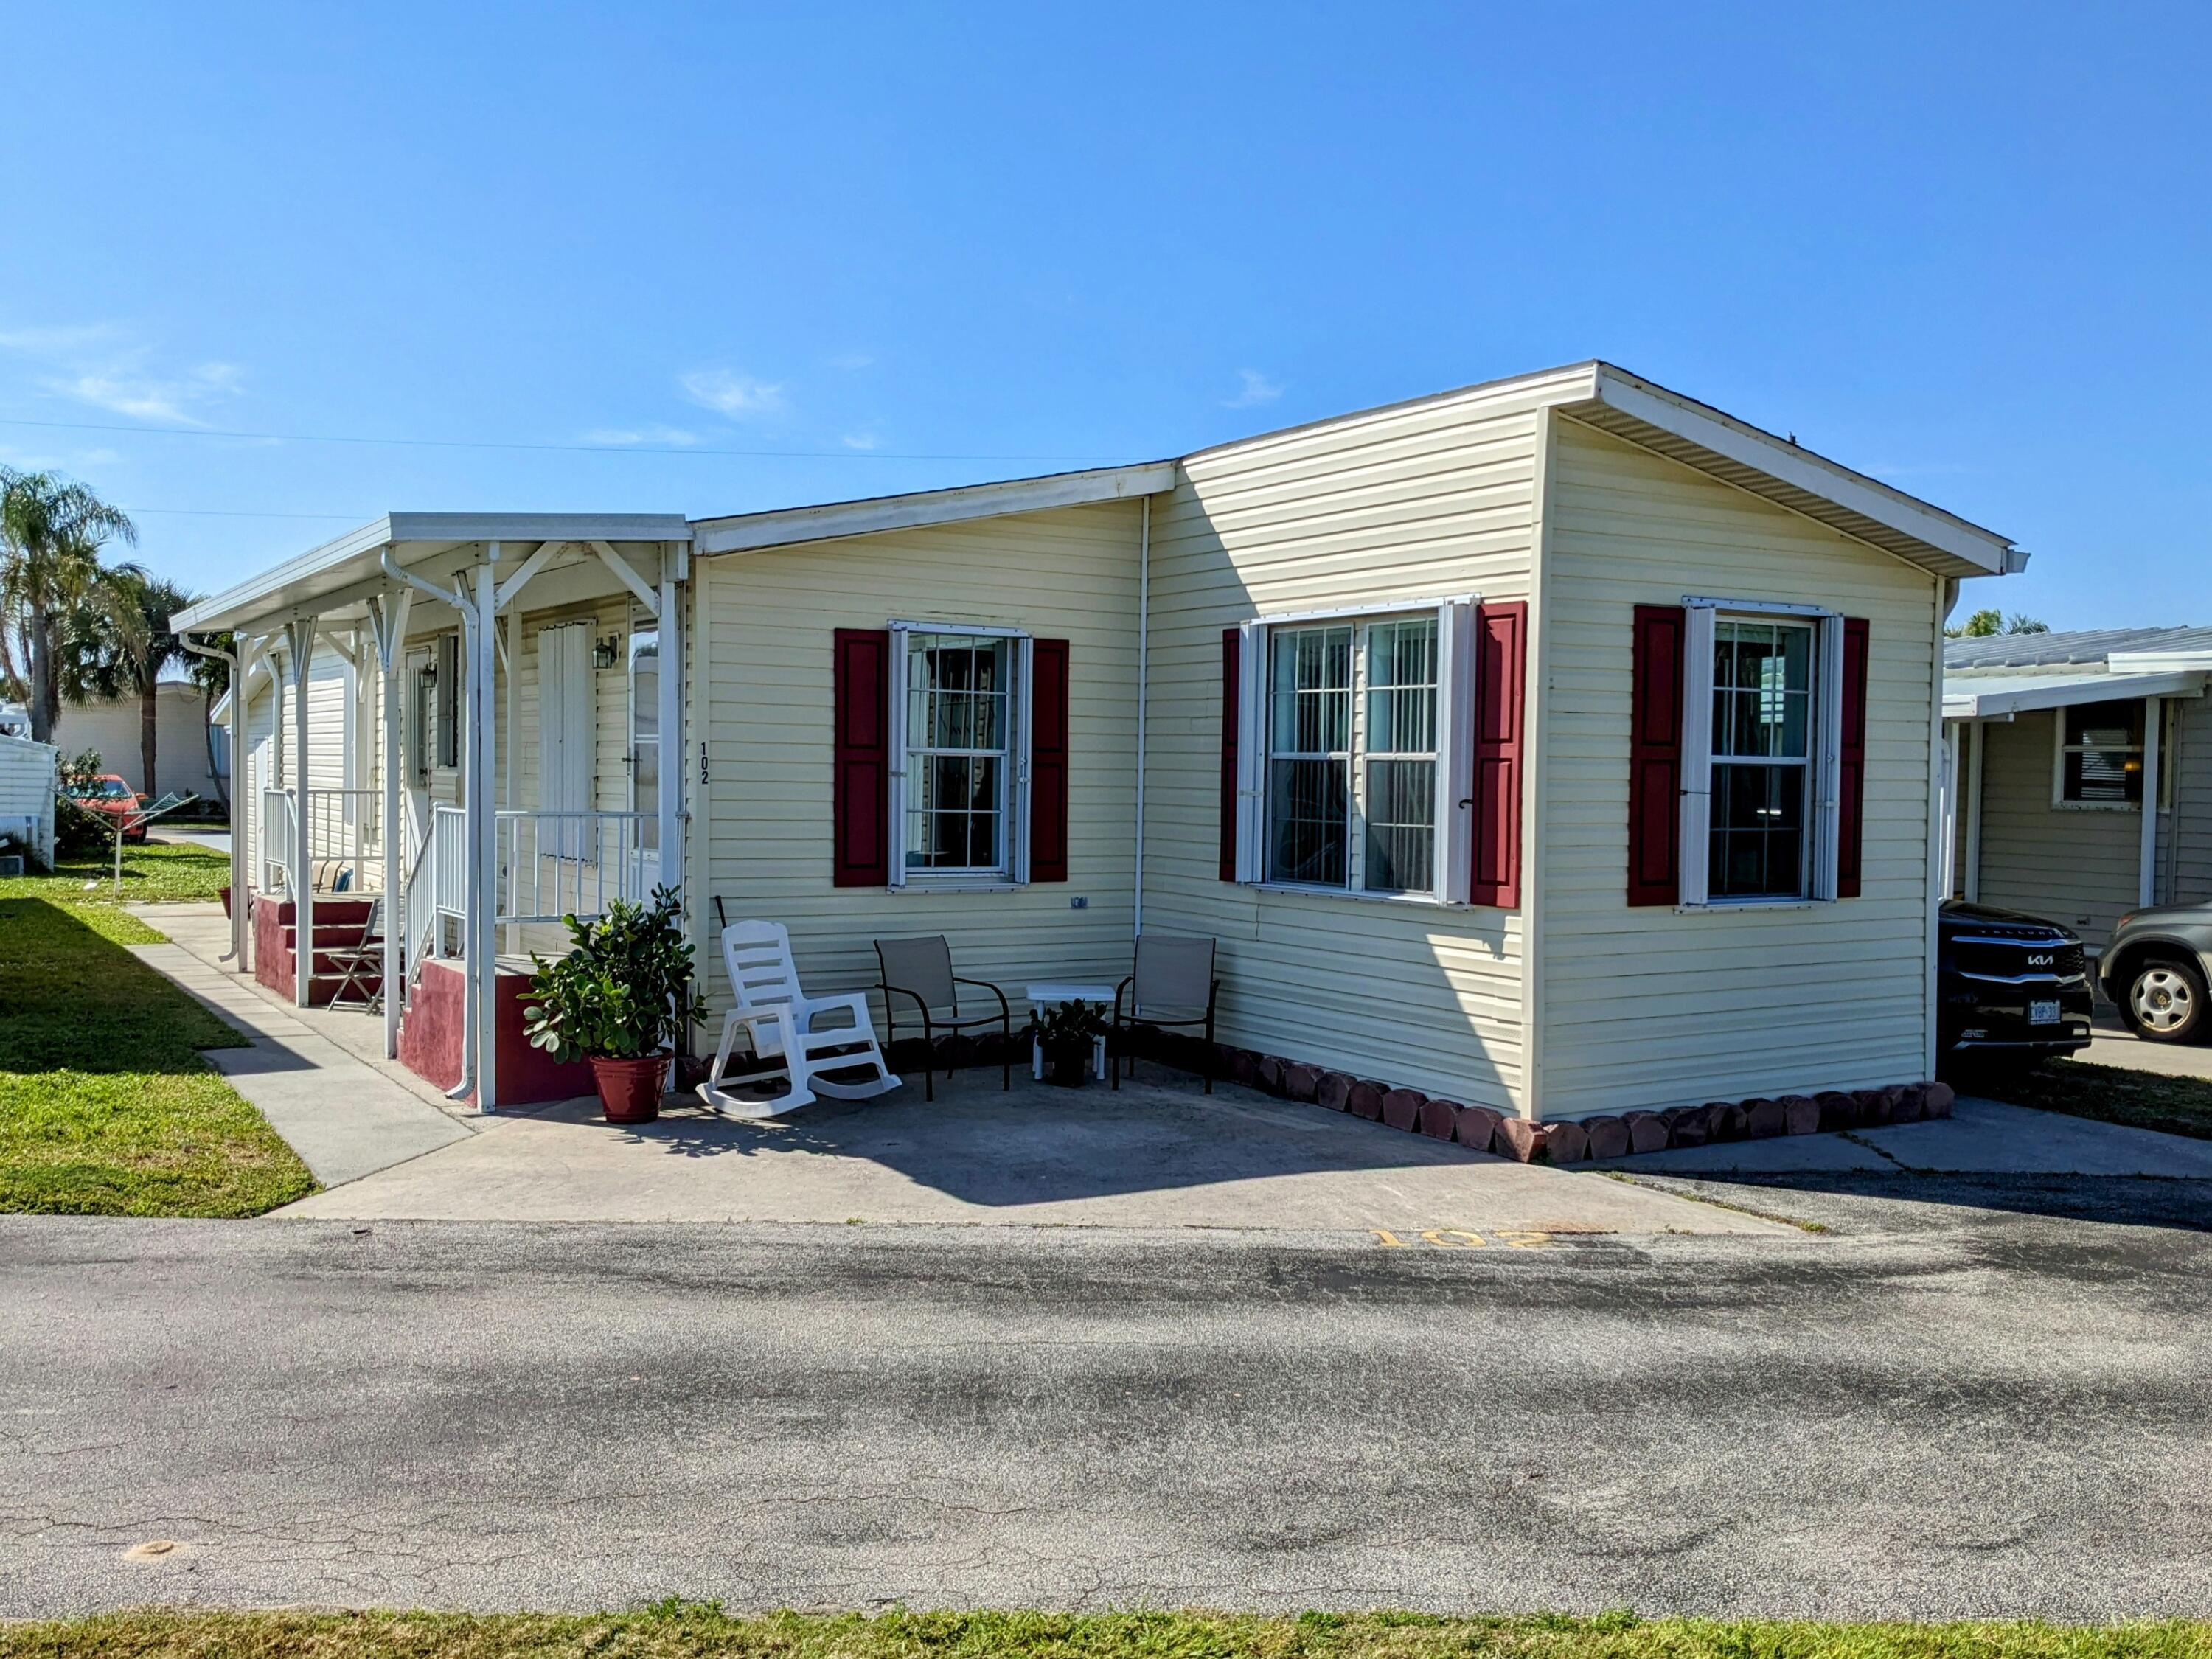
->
xmin=2029 ymin=1000 xmax=2061 ymax=1026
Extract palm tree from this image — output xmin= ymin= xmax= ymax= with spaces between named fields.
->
xmin=60 ymin=571 xmax=200 ymax=798
xmin=0 ymin=470 xmax=138 ymax=743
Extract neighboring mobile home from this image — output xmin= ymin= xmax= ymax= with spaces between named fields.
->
xmin=173 ymin=362 xmax=2023 ymax=1119
xmin=1944 ymin=627 xmax=2212 ymax=953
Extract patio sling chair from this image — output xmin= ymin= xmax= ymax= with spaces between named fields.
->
xmin=697 ymin=920 xmax=902 ymax=1121
xmin=874 ymin=935 xmax=1012 ymax=1102
xmin=324 ymin=898 xmax=385 ymax=1012
xmin=1111 ymin=934 xmax=1220 ymax=1093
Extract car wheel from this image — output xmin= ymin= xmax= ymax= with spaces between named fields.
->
xmin=2125 ymin=957 xmax=2210 ymax=1043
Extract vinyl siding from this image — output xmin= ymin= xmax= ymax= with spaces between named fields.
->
xmin=49 ymin=683 xmax=226 ymax=804
xmin=2160 ymin=695 xmax=2212 ymax=906
xmin=695 ymin=501 xmax=1144 ymax=1020
xmin=1972 ymin=706 xmax=2141 ymax=949
xmin=1537 ymin=417 xmax=1940 ymax=1117
xmin=1138 ymin=372 xmax=1571 ymax=1113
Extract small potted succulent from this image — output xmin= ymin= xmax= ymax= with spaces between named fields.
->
xmin=521 ymin=886 xmax=706 ymax=1124
xmin=1031 ymin=999 xmax=1107 ymax=1088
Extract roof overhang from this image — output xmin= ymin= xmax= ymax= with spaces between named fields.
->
xmin=170 ymin=512 xmax=693 ymax=636
xmin=691 ymin=462 xmax=1177 ymax=557
xmin=1557 ymin=365 xmax=2018 ymax=580
xmin=1944 ymin=668 xmax=2210 ymax=720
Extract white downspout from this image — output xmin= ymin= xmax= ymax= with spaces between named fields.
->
xmin=1927 ymin=577 xmax=1961 ymax=1081
xmin=658 ymin=543 xmax=686 ymax=1094
xmin=1133 ymin=497 xmax=1150 ymax=942
xmin=178 ymin=631 xmax=246 ymax=966
xmin=369 ymin=587 xmax=412 ymax=1059
xmin=383 ymin=546 xmax=481 ymax=1105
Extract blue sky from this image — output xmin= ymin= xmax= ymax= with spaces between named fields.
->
xmin=1 ymin=1 xmax=2203 ymax=627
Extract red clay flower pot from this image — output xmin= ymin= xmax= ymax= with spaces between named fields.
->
xmin=589 ymin=1054 xmax=668 ymax=1124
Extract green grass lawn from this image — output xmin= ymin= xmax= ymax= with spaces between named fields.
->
xmin=1964 ymin=1057 xmax=2212 ymax=1142
xmin=0 ymin=845 xmax=313 ymax=1217
xmin=2 ymin=1610 xmax=2207 ymax=1659
xmin=3 ymin=837 xmax=235 ymax=909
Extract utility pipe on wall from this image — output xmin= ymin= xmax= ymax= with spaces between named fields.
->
xmin=1133 ymin=497 xmax=1150 ymax=940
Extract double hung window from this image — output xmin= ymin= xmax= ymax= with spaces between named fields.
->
xmin=888 ymin=627 xmax=1028 ymax=885
xmin=1242 ymin=604 xmax=1464 ymax=901
xmin=1707 ymin=617 xmax=1815 ymax=899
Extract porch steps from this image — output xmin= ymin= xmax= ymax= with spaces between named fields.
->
xmin=252 ymin=894 xmax=384 ymax=1006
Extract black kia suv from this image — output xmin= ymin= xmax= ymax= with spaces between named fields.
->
xmin=1937 ymin=900 xmax=2094 ymax=1069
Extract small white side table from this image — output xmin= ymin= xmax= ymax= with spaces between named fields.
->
xmin=1025 ymin=981 xmax=1116 ymax=1081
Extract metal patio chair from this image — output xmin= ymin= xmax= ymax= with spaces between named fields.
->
xmin=1112 ymin=934 xmax=1220 ymax=1093
xmin=874 ymin=935 xmax=1012 ymax=1101
xmin=324 ymin=898 xmax=386 ymax=1012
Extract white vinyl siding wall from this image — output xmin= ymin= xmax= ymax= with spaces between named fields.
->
xmin=693 ymin=502 xmax=1144 ymax=1023
xmin=1138 ymin=372 xmax=1573 ymax=1113
xmin=1972 ymin=707 xmax=2142 ymax=950
xmin=1537 ymin=418 xmax=1940 ymax=1118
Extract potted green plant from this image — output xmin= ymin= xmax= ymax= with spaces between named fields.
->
xmin=1031 ymin=999 xmax=1107 ymax=1088
xmin=520 ymin=886 xmax=706 ymax=1124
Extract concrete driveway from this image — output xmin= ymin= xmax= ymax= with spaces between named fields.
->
xmin=278 ymin=1068 xmax=1784 ymax=1236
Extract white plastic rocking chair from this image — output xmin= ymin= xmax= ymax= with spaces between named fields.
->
xmin=697 ymin=920 xmax=902 ymax=1119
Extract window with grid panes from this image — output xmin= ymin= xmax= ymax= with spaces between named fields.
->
xmin=903 ymin=633 xmax=1012 ymax=874
xmin=1265 ymin=614 xmax=1439 ymax=894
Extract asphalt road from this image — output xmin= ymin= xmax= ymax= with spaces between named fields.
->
xmin=6 ymin=1178 xmax=2212 ymax=1621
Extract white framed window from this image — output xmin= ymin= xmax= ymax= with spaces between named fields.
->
xmin=888 ymin=624 xmax=1032 ymax=886
xmin=1232 ymin=599 xmax=1474 ymax=902
xmin=2052 ymin=698 xmax=2144 ymax=810
xmin=1678 ymin=600 xmax=1843 ymax=907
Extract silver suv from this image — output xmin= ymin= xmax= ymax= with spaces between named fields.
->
xmin=2101 ymin=905 xmax=2212 ymax=1043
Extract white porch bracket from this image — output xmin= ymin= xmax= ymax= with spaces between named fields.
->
xmin=589 ymin=540 xmax=658 ymax=618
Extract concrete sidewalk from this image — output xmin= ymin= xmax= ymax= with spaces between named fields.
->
xmin=133 ymin=907 xmax=475 ymax=1189
xmin=1616 ymin=1096 xmax=2212 ymax=1176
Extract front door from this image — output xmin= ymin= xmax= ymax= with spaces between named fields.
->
xmin=538 ymin=622 xmax=594 ymax=858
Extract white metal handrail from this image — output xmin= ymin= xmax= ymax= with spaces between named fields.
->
xmin=497 ymin=810 xmax=653 ymax=925
xmin=302 ymin=787 xmax=379 ymax=893
xmin=403 ymin=814 xmax=441 ymax=979
xmin=260 ymin=787 xmax=296 ymax=894
xmin=432 ymin=805 xmax=468 ymax=929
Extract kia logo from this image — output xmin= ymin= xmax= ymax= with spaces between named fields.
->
xmin=2027 ymin=953 xmax=2053 ymax=967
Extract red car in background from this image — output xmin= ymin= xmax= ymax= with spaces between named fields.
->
xmin=67 ymin=774 xmax=148 ymax=843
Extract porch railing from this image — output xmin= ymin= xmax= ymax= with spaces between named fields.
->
xmin=260 ymin=787 xmax=296 ymax=894
xmin=497 ymin=810 xmax=654 ymax=925
xmin=403 ymin=810 xmax=442 ymax=981
xmin=302 ymin=787 xmax=379 ymax=894
xmin=432 ymin=804 xmax=468 ymax=933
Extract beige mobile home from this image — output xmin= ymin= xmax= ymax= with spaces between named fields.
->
xmin=1944 ymin=627 xmax=2212 ymax=956
xmin=174 ymin=362 xmax=2022 ymax=1121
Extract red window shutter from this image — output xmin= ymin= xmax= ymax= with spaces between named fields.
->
xmin=1837 ymin=617 xmax=1871 ymax=899
xmin=832 ymin=628 xmax=890 ymax=887
xmin=1029 ymin=639 xmax=1071 ymax=881
xmin=1220 ymin=626 xmax=1241 ymax=882
xmin=1467 ymin=601 xmax=1527 ymax=908
xmin=1627 ymin=605 xmax=1686 ymax=906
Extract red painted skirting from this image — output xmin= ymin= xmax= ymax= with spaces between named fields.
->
xmin=397 ymin=956 xmax=591 ymax=1106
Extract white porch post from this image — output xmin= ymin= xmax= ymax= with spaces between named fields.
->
xmin=370 ymin=586 xmax=412 ymax=1058
xmin=471 ymin=549 xmax=501 ymax=1112
xmin=2140 ymin=696 xmax=2163 ymax=908
xmin=1941 ymin=721 xmax=1961 ymax=902
xmin=285 ymin=616 xmax=317 ymax=1008
xmin=1963 ymin=720 xmax=1985 ymax=905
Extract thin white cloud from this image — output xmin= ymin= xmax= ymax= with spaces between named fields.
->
xmin=840 ymin=431 xmax=881 ymax=451
xmin=1222 ymin=369 xmax=1284 ymax=409
xmin=0 ymin=324 xmax=244 ymax=426
xmin=581 ymin=424 xmax=700 ymax=448
xmin=681 ymin=369 xmax=786 ymax=418
xmin=827 ymin=351 xmax=874 ymax=372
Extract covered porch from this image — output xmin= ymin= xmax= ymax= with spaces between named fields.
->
xmin=173 ymin=512 xmax=693 ymax=1111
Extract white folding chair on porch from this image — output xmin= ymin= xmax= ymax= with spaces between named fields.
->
xmin=697 ymin=920 xmax=901 ymax=1120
